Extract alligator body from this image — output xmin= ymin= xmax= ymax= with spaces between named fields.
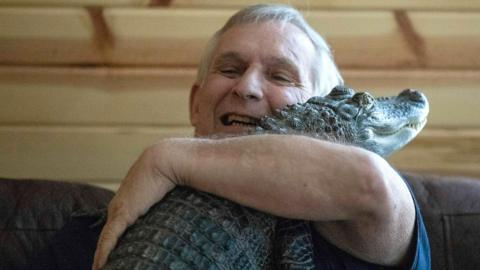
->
xmin=102 ymin=86 xmax=429 ymax=270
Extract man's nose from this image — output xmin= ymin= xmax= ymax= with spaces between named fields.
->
xmin=232 ymin=69 xmax=265 ymax=101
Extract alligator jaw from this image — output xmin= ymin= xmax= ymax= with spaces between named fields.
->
xmin=363 ymin=89 xmax=429 ymax=157
xmin=370 ymin=118 xmax=427 ymax=157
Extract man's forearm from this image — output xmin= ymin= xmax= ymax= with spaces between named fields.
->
xmin=155 ymin=134 xmax=388 ymax=221
xmin=156 ymin=134 xmax=416 ymax=266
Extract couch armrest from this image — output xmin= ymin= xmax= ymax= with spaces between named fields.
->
xmin=0 ymin=178 xmax=113 ymax=270
xmin=402 ymin=172 xmax=480 ymax=270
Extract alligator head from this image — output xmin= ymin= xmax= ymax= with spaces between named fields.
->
xmin=255 ymin=85 xmax=429 ymax=157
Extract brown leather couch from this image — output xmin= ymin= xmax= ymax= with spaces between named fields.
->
xmin=1 ymin=172 xmax=479 ymax=270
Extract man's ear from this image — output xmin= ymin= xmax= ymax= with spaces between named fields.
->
xmin=189 ymin=83 xmax=200 ymax=127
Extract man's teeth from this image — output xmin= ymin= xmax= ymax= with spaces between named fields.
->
xmin=225 ymin=114 xmax=258 ymax=126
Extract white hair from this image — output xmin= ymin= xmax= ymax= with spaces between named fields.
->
xmin=195 ymin=4 xmax=343 ymax=96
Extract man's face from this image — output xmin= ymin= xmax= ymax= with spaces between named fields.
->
xmin=190 ymin=21 xmax=316 ymax=137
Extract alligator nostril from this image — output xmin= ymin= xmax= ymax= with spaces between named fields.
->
xmin=400 ymin=89 xmax=425 ymax=102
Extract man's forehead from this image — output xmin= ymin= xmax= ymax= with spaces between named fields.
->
xmin=214 ymin=22 xmax=313 ymax=66
xmin=214 ymin=51 xmax=300 ymax=69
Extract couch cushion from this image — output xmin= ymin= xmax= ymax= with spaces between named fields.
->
xmin=402 ymin=172 xmax=480 ymax=270
xmin=0 ymin=178 xmax=113 ymax=270
xmin=2 ymin=174 xmax=480 ymax=270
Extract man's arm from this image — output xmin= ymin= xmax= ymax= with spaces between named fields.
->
xmin=93 ymin=134 xmax=415 ymax=269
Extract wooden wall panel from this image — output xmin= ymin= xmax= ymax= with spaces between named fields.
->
xmin=1 ymin=68 xmax=479 ymax=184
xmin=307 ymin=11 xmax=417 ymax=68
xmin=389 ymin=129 xmax=480 ymax=178
xmin=2 ymin=7 xmax=479 ymax=69
xmin=104 ymin=9 xmax=417 ymax=68
xmin=1 ymin=67 xmax=478 ymax=128
xmin=171 ymin=0 xmax=480 ymax=11
xmin=0 ymin=0 xmax=149 ymax=6
xmin=0 ymin=7 xmax=100 ymax=64
xmin=2 ymin=0 xmax=478 ymax=10
xmin=0 ymin=67 xmax=192 ymax=125
xmin=1 ymin=126 xmax=479 ymax=189
xmin=409 ymin=12 xmax=480 ymax=68
xmin=0 ymin=126 xmax=193 ymax=181
xmin=103 ymin=8 xmax=234 ymax=65
xmin=0 ymin=2 xmax=479 ymax=187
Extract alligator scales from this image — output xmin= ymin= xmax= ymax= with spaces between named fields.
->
xmin=102 ymin=86 xmax=429 ymax=270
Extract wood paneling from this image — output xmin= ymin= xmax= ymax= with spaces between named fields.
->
xmin=0 ymin=0 xmax=149 ymax=6
xmin=1 ymin=126 xmax=478 ymax=188
xmin=409 ymin=12 xmax=480 ymax=68
xmin=306 ymin=11 xmax=417 ymax=68
xmin=0 ymin=2 xmax=478 ymax=186
xmin=389 ymin=129 xmax=480 ymax=178
xmin=100 ymin=9 xmax=420 ymax=67
xmin=0 ymin=7 xmax=100 ymax=64
xmin=1 ymin=67 xmax=478 ymax=128
xmin=0 ymin=67 xmax=192 ymax=125
xmin=1 ymin=7 xmax=479 ymax=69
xmin=1 ymin=0 xmax=478 ymax=10
xmin=0 ymin=125 xmax=193 ymax=181
xmin=103 ymin=8 xmax=234 ymax=65
xmin=171 ymin=0 xmax=480 ymax=11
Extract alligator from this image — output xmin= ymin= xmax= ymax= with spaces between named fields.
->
xmin=101 ymin=86 xmax=429 ymax=270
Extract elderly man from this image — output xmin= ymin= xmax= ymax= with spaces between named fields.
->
xmin=93 ymin=4 xmax=429 ymax=269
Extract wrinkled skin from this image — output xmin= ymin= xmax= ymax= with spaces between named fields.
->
xmin=101 ymin=86 xmax=429 ymax=270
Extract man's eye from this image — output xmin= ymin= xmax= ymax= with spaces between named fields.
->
xmin=271 ymin=73 xmax=292 ymax=83
xmin=219 ymin=68 xmax=240 ymax=77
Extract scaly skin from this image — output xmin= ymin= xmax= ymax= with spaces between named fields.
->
xmin=102 ymin=86 xmax=429 ymax=270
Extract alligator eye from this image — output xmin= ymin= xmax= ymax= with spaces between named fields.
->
xmin=351 ymin=92 xmax=375 ymax=110
xmin=327 ymin=85 xmax=355 ymax=99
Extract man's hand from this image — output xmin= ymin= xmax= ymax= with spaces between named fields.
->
xmin=92 ymin=145 xmax=177 ymax=270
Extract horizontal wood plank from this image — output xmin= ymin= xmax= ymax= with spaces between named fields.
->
xmin=172 ymin=0 xmax=480 ymax=11
xmin=389 ymin=129 xmax=480 ymax=178
xmin=0 ymin=0 xmax=149 ymax=6
xmin=1 ymin=126 xmax=478 ymax=183
xmin=0 ymin=126 xmax=193 ymax=181
xmin=103 ymin=9 xmax=418 ymax=67
xmin=409 ymin=12 xmax=480 ymax=68
xmin=0 ymin=8 xmax=92 ymax=38
xmin=1 ymin=67 xmax=479 ymax=128
xmin=0 ymin=66 xmax=193 ymax=125
xmin=1 ymin=0 xmax=478 ymax=10
xmin=103 ymin=8 xmax=234 ymax=65
xmin=2 ymin=7 xmax=479 ymax=68
xmin=306 ymin=11 xmax=417 ymax=68
xmin=0 ymin=7 xmax=101 ymax=64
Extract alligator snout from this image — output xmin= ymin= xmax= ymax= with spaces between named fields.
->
xmin=399 ymin=88 xmax=427 ymax=103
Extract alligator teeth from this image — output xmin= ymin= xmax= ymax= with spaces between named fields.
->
xmin=405 ymin=119 xmax=427 ymax=130
xmin=377 ymin=119 xmax=427 ymax=135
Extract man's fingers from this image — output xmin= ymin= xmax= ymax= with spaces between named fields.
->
xmin=91 ymin=144 xmax=176 ymax=270
xmin=92 ymin=214 xmax=129 ymax=270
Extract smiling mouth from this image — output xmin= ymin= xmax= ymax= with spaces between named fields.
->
xmin=220 ymin=113 xmax=260 ymax=127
